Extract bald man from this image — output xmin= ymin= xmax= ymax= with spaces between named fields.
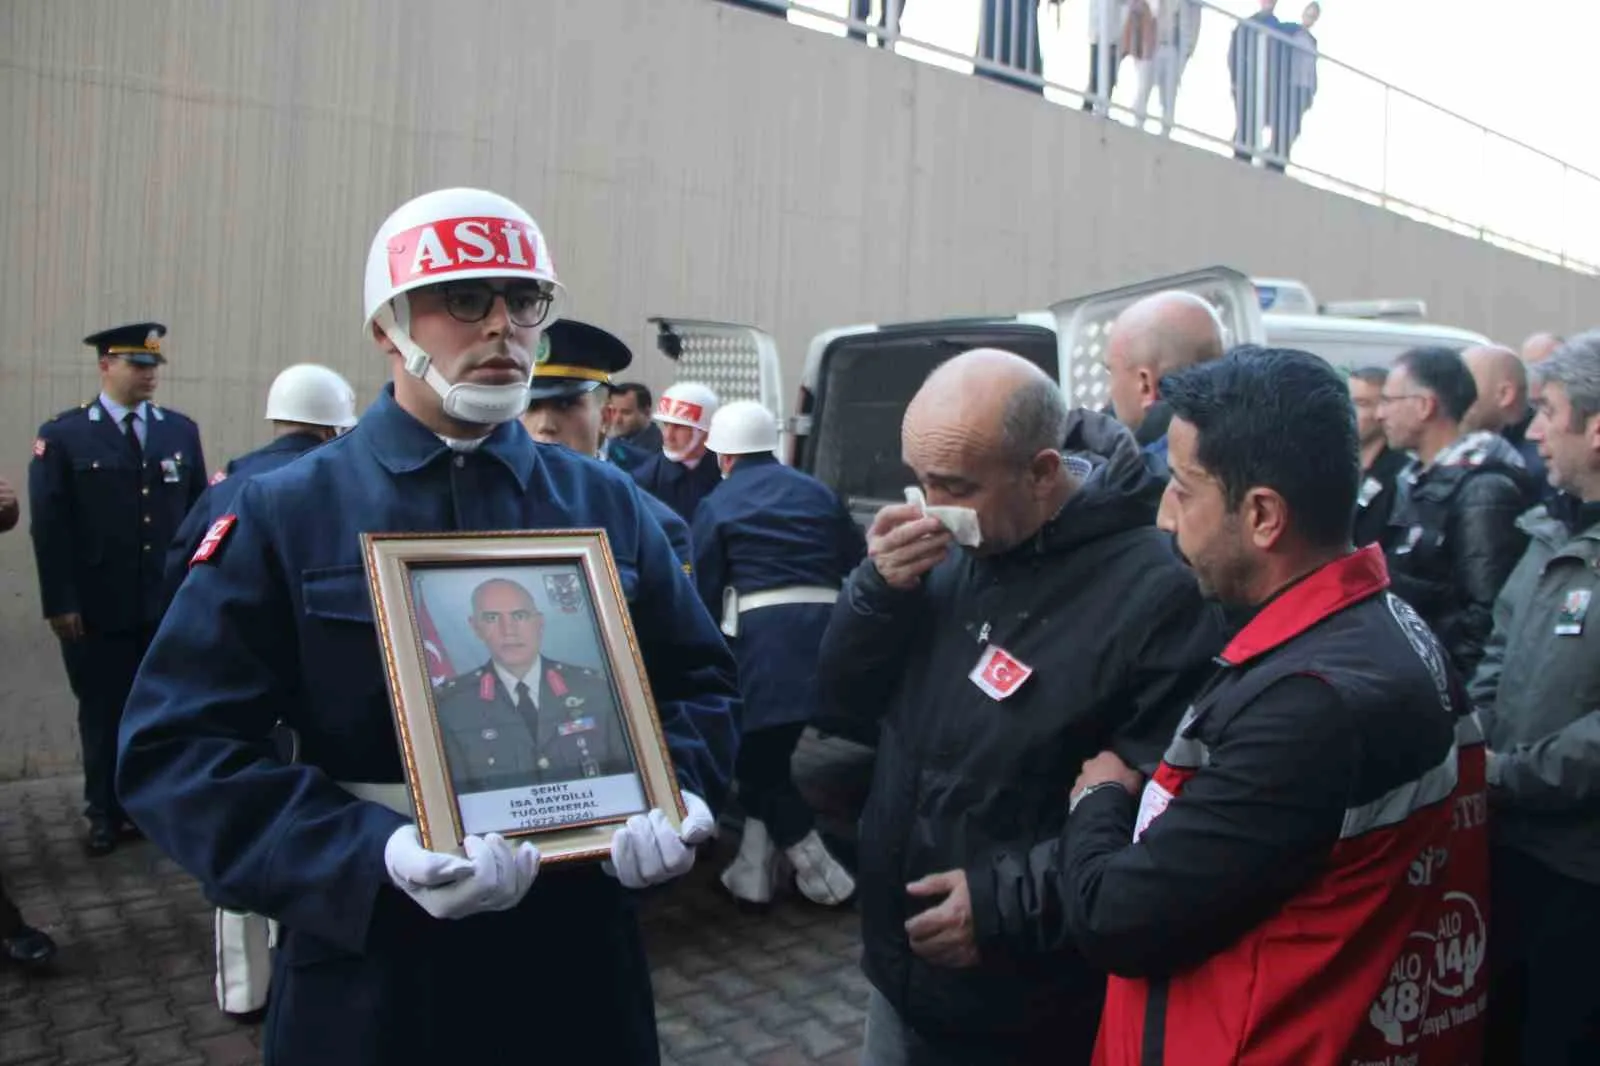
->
xmin=817 ymin=349 xmax=1225 ymax=1065
xmin=1104 ymin=290 xmax=1226 ymax=481
xmin=1521 ymin=331 xmax=1564 ymax=366
xmin=1463 ymin=344 xmax=1549 ymax=491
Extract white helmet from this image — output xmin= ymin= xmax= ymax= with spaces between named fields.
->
xmin=653 ymin=381 xmax=719 ymax=433
xmin=706 ymin=400 xmax=778 ymax=455
xmin=264 ymin=364 xmax=359 ymax=429
xmin=362 ymin=187 xmax=566 ymax=425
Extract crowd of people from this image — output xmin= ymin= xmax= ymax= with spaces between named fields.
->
xmin=2 ymin=180 xmax=1596 ymax=1066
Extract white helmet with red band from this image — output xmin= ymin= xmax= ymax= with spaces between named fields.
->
xmin=362 ymin=187 xmax=567 ymax=425
xmin=653 ymin=381 xmax=719 ymax=433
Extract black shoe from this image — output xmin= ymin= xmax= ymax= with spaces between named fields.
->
xmin=2 ymin=925 xmax=57 ymax=969
xmin=85 ymin=821 xmax=117 ymax=856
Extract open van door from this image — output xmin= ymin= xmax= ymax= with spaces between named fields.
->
xmin=1049 ymin=266 xmax=1267 ymax=412
xmin=794 ymin=315 xmax=1060 ymax=528
xmin=648 ymin=317 xmax=789 ymax=459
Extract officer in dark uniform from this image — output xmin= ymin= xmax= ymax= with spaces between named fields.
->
xmin=163 ymin=363 xmax=357 ymax=610
xmin=29 ymin=321 xmax=206 ymax=855
xmin=434 ymin=577 xmax=633 ymax=795
xmin=520 ymin=319 xmax=694 ymax=569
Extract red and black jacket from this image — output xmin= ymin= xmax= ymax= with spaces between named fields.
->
xmin=1060 ymin=545 xmax=1489 ymax=1066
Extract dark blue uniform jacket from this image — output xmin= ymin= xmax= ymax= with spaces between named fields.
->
xmin=691 ymin=455 xmax=865 ymax=732
xmin=114 ymin=387 xmax=739 ymax=1066
xmin=630 ymin=449 xmax=722 ymax=524
xmin=29 ymin=399 xmax=206 ymax=633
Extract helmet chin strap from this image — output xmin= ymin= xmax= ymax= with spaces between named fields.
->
xmin=375 ymin=300 xmax=529 ymax=426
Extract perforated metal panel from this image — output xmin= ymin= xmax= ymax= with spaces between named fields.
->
xmin=1050 ymin=267 xmax=1267 ymax=406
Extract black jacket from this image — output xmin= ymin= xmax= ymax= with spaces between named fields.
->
xmin=1383 ymin=431 xmax=1540 ymax=679
xmin=1351 ymin=446 xmax=1407 ymax=549
xmin=816 ymin=409 xmax=1226 ymax=1059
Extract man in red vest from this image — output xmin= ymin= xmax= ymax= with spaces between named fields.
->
xmin=1060 ymin=346 xmax=1489 ymax=1065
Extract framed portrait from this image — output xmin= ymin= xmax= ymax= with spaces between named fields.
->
xmin=361 ymin=529 xmax=685 ymax=864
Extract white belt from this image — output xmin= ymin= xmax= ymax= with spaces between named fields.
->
xmin=338 ymin=781 xmax=413 ymax=816
xmin=720 ymin=585 xmax=839 ymax=638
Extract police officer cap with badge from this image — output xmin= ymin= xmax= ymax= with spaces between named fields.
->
xmin=520 ymin=320 xmax=695 ymax=570
xmin=85 ymin=321 xmax=169 ymax=366
xmin=527 ymin=319 xmax=632 ymax=402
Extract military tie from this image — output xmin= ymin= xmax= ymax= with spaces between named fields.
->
xmin=513 ymin=680 xmax=544 ymax=769
xmin=123 ymin=410 xmax=143 ymax=465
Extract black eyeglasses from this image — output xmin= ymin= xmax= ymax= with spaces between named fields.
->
xmin=435 ymin=280 xmax=554 ymax=328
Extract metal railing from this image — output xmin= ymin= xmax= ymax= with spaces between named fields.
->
xmin=717 ymin=0 xmax=1600 ymax=274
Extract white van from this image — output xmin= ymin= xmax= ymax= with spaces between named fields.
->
xmin=649 ymin=265 xmax=1490 ymax=526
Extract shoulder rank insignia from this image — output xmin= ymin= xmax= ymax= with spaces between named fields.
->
xmin=189 ymin=514 xmax=237 ymax=568
xmin=87 ymin=405 xmax=103 ymax=422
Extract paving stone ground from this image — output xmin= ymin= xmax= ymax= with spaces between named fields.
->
xmin=0 ymin=732 xmax=877 ymax=1066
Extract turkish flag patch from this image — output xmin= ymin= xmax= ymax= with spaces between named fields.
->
xmin=969 ymin=644 xmax=1033 ymax=700
xmin=32 ymin=438 xmax=46 ymax=458
xmin=209 ymin=469 xmax=228 ymax=485
xmin=189 ymin=514 xmax=237 ymax=567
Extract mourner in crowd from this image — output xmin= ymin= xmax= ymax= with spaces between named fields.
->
xmin=1379 ymin=346 xmax=1538 ymax=677
xmin=1474 ymin=331 xmax=1600 ymax=1065
xmin=1060 ymin=347 xmax=1487 ymax=1066
xmin=818 ymin=347 xmax=1224 ymax=1064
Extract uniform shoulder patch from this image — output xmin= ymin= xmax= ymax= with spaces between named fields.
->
xmin=189 ymin=514 xmax=238 ymax=567
xmin=209 ymin=469 xmax=228 ymax=485
xmin=32 ymin=437 xmax=46 ymax=458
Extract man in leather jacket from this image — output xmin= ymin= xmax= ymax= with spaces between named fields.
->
xmin=1379 ymin=346 xmax=1540 ymax=677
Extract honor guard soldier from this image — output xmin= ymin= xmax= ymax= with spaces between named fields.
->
xmin=115 ymin=187 xmax=739 ymax=1066
xmin=694 ymin=400 xmax=865 ymax=906
xmin=630 ymin=380 xmax=724 ymax=523
xmin=29 ymin=321 xmax=207 ymax=856
xmin=521 ymin=318 xmax=694 ymax=570
xmin=164 ymin=363 xmax=358 ymax=609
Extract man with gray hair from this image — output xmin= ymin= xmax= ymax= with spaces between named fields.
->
xmin=1104 ymin=290 xmax=1226 ymax=482
xmin=1473 ymin=330 xmax=1600 ymax=1065
xmin=817 ymin=348 xmax=1224 ymax=1063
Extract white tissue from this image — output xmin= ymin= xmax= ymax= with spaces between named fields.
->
xmin=904 ymin=486 xmax=983 ymax=548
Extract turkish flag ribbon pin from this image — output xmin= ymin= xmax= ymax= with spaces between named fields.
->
xmin=969 ymin=644 xmax=1033 ymax=700
xmin=189 ymin=515 xmax=238 ymax=567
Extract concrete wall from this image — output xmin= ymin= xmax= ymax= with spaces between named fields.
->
xmin=3 ymin=0 xmax=1597 ymax=778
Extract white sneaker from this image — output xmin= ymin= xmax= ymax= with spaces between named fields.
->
xmin=785 ymin=830 xmax=856 ymax=906
xmin=719 ymin=818 xmax=781 ymax=904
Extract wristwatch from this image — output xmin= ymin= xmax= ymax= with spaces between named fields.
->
xmin=1069 ymin=780 xmax=1129 ymax=815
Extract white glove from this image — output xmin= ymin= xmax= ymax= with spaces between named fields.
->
xmin=606 ymin=790 xmax=715 ymax=889
xmin=384 ymin=825 xmax=540 ymax=920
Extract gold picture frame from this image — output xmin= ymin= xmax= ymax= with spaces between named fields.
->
xmin=361 ymin=529 xmax=685 ymax=864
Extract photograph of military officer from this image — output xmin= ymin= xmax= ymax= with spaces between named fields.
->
xmin=420 ymin=571 xmax=637 ymax=812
